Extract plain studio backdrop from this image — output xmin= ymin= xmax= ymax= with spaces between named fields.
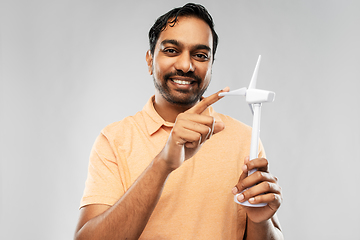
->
xmin=1 ymin=0 xmax=359 ymax=239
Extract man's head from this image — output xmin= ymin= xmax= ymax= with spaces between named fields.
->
xmin=146 ymin=3 xmax=218 ymax=107
xmin=148 ymin=3 xmax=218 ymax=60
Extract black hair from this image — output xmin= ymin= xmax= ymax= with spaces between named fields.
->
xmin=148 ymin=3 xmax=218 ymax=60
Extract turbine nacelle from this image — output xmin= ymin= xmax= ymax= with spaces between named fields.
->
xmin=246 ymin=89 xmax=275 ymax=104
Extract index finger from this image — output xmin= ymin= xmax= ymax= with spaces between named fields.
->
xmin=187 ymin=87 xmax=230 ymax=114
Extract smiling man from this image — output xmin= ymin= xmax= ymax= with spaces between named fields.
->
xmin=147 ymin=16 xmax=214 ymax=122
xmin=75 ymin=3 xmax=283 ymax=240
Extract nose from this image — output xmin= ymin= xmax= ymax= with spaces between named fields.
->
xmin=174 ymin=52 xmax=194 ymax=73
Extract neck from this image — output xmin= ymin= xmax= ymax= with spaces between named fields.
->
xmin=153 ymin=94 xmax=197 ymax=123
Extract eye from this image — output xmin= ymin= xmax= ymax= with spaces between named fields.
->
xmin=163 ymin=48 xmax=178 ymax=55
xmin=194 ymin=53 xmax=209 ymax=61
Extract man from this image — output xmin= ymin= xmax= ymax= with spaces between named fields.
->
xmin=75 ymin=3 xmax=283 ymax=240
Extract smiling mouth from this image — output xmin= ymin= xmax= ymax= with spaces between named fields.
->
xmin=171 ymin=79 xmax=194 ymax=85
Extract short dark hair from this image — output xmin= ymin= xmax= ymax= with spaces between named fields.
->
xmin=148 ymin=3 xmax=218 ymax=60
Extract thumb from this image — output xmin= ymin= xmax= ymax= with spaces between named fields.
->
xmin=213 ymin=121 xmax=225 ymax=134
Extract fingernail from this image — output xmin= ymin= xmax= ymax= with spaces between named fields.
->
xmin=237 ymin=194 xmax=244 ymax=202
xmin=232 ymin=187 xmax=238 ymax=194
xmin=249 ymin=197 xmax=255 ymax=203
xmin=242 ymin=164 xmax=247 ymax=172
xmin=222 ymin=86 xmax=230 ymax=92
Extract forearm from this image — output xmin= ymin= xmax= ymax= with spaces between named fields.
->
xmin=245 ymin=216 xmax=283 ymax=240
xmin=75 ymin=155 xmax=171 ymax=240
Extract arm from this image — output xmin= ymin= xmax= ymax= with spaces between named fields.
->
xmin=245 ymin=213 xmax=283 ymax=240
xmin=74 ymin=154 xmax=171 ymax=240
xmin=233 ymin=157 xmax=284 ymax=240
xmin=74 ymin=89 xmax=228 ymax=240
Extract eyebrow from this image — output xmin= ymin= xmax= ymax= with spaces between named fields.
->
xmin=160 ymin=39 xmax=211 ymax=52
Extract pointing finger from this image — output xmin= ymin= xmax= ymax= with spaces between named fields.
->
xmin=186 ymin=87 xmax=229 ymax=114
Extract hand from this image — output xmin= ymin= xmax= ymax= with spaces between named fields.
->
xmin=158 ymin=88 xmax=229 ymax=172
xmin=232 ymin=156 xmax=282 ymax=223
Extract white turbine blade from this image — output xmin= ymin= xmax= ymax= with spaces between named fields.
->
xmin=218 ymin=87 xmax=247 ymax=96
xmin=248 ymin=104 xmax=254 ymax=115
xmin=248 ymin=55 xmax=261 ymax=89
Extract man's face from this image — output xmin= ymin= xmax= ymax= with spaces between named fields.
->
xmin=147 ymin=16 xmax=213 ymax=107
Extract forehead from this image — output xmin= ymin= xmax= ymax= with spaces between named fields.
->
xmin=156 ymin=16 xmax=213 ymax=50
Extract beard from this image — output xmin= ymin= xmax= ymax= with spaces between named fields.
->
xmin=153 ymin=70 xmax=209 ymax=106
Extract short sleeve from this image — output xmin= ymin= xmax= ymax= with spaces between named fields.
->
xmin=80 ymin=132 xmax=125 ymax=208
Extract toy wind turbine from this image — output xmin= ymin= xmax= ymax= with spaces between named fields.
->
xmin=219 ymin=55 xmax=275 ymax=207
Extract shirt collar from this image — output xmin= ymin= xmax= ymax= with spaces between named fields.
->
xmin=142 ymin=95 xmax=221 ymax=136
xmin=143 ymin=96 xmax=174 ymax=135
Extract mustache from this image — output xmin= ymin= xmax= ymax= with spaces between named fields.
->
xmin=164 ymin=70 xmax=202 ymax=82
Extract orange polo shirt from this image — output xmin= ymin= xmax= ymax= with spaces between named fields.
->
xmin=81 ymin=96 xmax=265 ymax=239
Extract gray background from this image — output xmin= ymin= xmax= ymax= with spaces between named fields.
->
xmin=1 ymin=0 xmax=359 ymax=239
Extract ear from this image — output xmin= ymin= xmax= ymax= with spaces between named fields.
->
xmin=146 ymin=50 xmax=153 ymax=75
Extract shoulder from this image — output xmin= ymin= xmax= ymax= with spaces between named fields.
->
xmin=212 ymin=111 xmax=253 ymax=144
xmin=100 ymin=110 xmax=146 ymax=140
xmin=216 ymin=112 xmax=251 ymax=132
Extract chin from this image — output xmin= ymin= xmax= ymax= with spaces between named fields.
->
xmin=168 ymin=92 xmax=204 ymax=106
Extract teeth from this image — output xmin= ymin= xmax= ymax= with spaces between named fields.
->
xmin=173 ymin=79 xmax=191 ymax=85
